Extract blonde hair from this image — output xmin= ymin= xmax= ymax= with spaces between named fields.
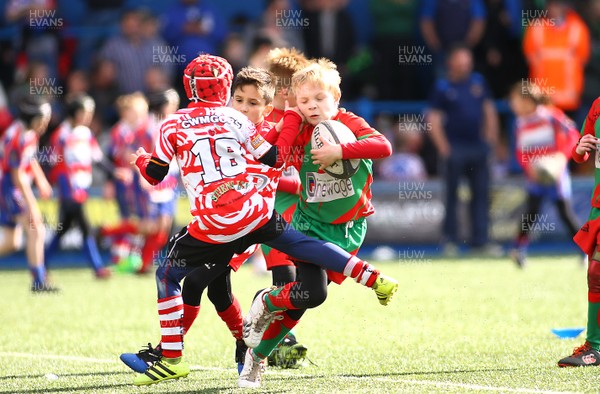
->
xmin=116 ymin=91 xmax=148 ymax=114
xmin=265 ymin=47 xmax=310 ymax=89
xmin=292 ymin=58 xmax=341 ymax=101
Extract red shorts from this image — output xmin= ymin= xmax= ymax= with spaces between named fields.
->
xmin=263 ymin=246 xmax=294 ymax=269
xmin=574 ymin=217 xmax=600 ymax=256
xmin=228 ymin=244 xmax=259 ymax=271
xmin=326 ymin=248 xmax=359 ymax=285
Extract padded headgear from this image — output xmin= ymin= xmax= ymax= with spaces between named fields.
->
xmin=183 ymin=54 xmax=233 ymax=105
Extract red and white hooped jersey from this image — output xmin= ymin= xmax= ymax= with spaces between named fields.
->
xmin=515 ymin=105 xmax=579 ymax=172
xmin=152 ymin=105 xmax=274 ymax=243
xmin=51 ymin=121 xmax=103 ymax=191
xmin=0 ymin=120 xmax=37 ymax=183
xmin=110 ymin=120 xmax=143 ymax=168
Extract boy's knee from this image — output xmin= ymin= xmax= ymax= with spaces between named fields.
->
xmin=306 ymin=284 xmax=327 ymax=308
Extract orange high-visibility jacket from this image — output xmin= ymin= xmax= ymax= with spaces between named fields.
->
xmin=523 ymin=11 xmax=591 ymax=111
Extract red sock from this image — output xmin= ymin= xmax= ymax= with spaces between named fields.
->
xmin=342 ymin=256 xmax=379 ymax=287
xmin=140 ymin=231 xmax=169 ymax=272
xmin=216 ymin=296 xmax=243 ymax=340
xmin=182 ymin=304 xmax=201 ymax=335
xmin=101 ymin=220 xmax=138 ymax=237
xmin=158 ymin=295 xmax=184 ymax=358
xmin=516 ymin=233 xmax=529 ymax=248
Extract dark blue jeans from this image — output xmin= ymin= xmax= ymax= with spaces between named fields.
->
xmin=443 ymin=146 xmax=490 ymax=247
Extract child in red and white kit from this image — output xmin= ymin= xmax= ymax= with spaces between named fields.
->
xmin=508 ymin=81 xmax=581 ymax=268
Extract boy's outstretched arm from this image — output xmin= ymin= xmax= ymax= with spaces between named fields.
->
xmin=132 ymin=147 xmax=170 ymax=185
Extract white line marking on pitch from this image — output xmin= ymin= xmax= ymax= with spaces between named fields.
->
xmin=0 ymin=352 xmax=116 ymax=364
xmin=337 ymin=375 xmax=578 ymax=394
xmin=0 ymin=352 xmax=579 ymax=394
xmin=0 ymin=352 xmax=234 ymax=372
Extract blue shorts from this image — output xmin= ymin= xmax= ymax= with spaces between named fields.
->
xmin=147 ymin=197 xmax=177 ymax=220
xmin=527 ymin=170 xmax=572 ymax=201
xmin=0 ymin=178 xmax=24 ymax=227
xmin=114 ymin=177 xmax=151 ymax=219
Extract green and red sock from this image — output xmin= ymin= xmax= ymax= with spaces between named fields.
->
xmin=253 ymin=312 xmax=300 ymax=359
xmin=587 ymin=292 xmax=600 ymax=350
xmin=264 ymin=285 xmax=296 ymax=312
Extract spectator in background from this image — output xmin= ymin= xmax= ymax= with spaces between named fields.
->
xmin=248 ymin=35 xmax=275 ymax=69
xmin=379 ymin=120 xmax=428 ymax=182
xmin=420 ymin=0 xmax=486 ymax=76
xmin=300 ymin=0 xmax=356 ymax=95
xmin=427 ymin=44 xmax=499 ymax=256
xmin=5 ymin=0 xmax=60 ymax=79
xmin=577 ymin=0 xmax=600 ymax=131
xmin=73 ymin=0 xmax=124 ymax=71
xmin=221 ymin=33 xmax=248 ymax=76
xmin=66 ymin=70 xmax=89 ymax=98
xmin=99 ymin=9 xmax=172 ymax=94
xmin=246 ymin=0 xmax=305 ymax=51
xmin=89 ymin=59 xmax=119 ymax=133
xmin=369 ymin=0 xmax=419 ymax=100
xmin=523 ymin=0 xmax=590 ymax=118
xmin=141 ymin=11 xmax=174 ymax=84
xmin=479 ymin=0 xmax=527 ymax=98
xmin=161 ymin=0 xmax=227 ymax=74
xmin=144 ymin=66 xmax=171 ymax=95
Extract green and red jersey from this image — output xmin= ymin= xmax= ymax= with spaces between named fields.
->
xmin=573 ymin=97 xmax=600 ymax=220
xmin=267 ymin=109 xmax=391 ymax=225
xmin=570 ymin=97 xmax=600 ymax=351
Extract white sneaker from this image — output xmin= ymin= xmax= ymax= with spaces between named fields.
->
xmin=243 ymin=287 xmax=277 ymax=348
xmin=238 ymin=348 xmax=265 ymax=388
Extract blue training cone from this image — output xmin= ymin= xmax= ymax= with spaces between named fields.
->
xmin=551 ymin=327 xmax=585 ymax=339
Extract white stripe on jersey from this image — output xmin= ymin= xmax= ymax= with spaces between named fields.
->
xmin=151 ymin=106 xmax=276 ymax=243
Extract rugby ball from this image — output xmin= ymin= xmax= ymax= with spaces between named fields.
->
xmin=532 ymin=153 xmax=566 ymax=185
xmin=311 ymin=120 xmax=360 ymax=179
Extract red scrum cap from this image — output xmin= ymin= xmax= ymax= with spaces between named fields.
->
xmin=183 ymin=54 xmax=233 ymax=106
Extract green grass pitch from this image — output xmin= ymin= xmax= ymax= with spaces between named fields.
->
xmin=1 ymin=256 xmax=600 ymax=393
